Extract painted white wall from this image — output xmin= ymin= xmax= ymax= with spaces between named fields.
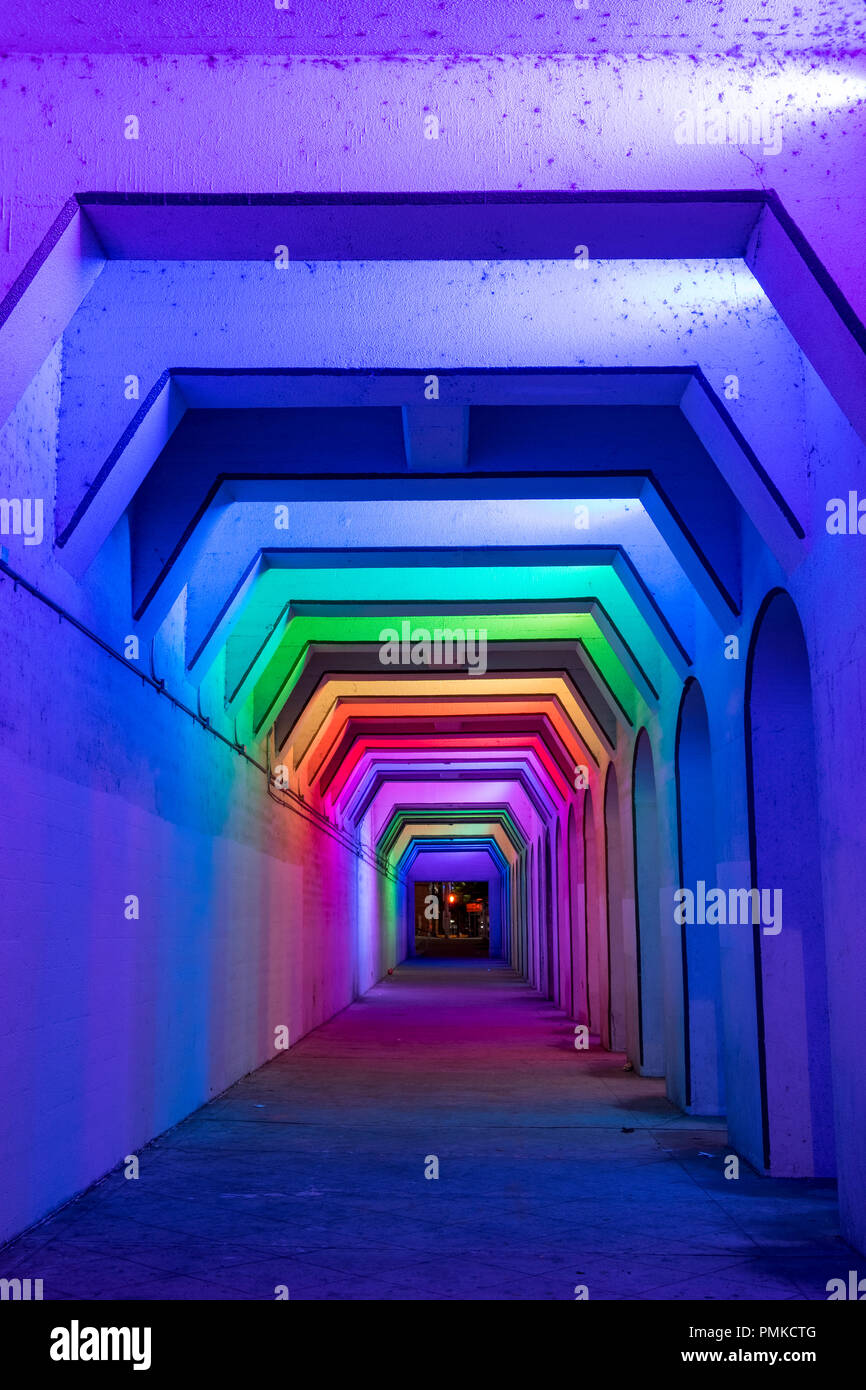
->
xmin=0 ymin=576 xmax=398 ymax=1245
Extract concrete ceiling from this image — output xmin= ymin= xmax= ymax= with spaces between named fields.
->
xmin=3 ymin=0 xmax=862 ymax=56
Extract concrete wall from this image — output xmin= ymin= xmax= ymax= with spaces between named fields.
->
xmin=0 ymin=574 xmax=398 ymax=1245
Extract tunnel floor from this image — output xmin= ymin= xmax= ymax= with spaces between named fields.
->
xmin=2 ymin=960 xmax=848 ymax=1301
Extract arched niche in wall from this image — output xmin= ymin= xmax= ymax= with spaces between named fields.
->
xmin=604 ymin=764 xmax=629 ymax=1053
xmin=675 ymin=677 xmax=725 ymax=1115
xmin=543 ymin=827 xmax=555 ymax=1001
xmin=632 ymin=729 xmax=665 ymax=1077
xmin=519 ymin=854 xmax=529 ymax=977
xmin=555 ymin=816 xmax=566 ymax=1009
xmin=583 ymin=791 xmax=609 ymax=1046
xmin=566 ymin=801 xmax=583 ymax=1022
xmin=529 ymin=841 xmax=538 ymax=989
xmin=746 ymin=589 xmax=835 ymax=1176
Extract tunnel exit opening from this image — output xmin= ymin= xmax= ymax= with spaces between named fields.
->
xmin=414 ymin=881 xmax=490 ymax=955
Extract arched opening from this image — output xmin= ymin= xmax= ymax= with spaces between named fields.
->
xmin=583 ymin=792 xmax=608 ymax=1045
xmin=543 ymin=827 xmax=555 ymax=999
xmin=555 ymin=817 xmax=567 ymax=1007
xmin=676 ymin=678 xmax=725 ymax=1114
xmin=567 ymin=799 xmax=588 ymax=1023
xmin=533 ymin=841 xmax=543 ymax=991
xmin=604 ymin=765 xmax=628 ymax=1052
xmin=746 ymin=590 xmax=835 ymax=1176
xmin=632 ymin=730 xmax=665 ymax=1076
